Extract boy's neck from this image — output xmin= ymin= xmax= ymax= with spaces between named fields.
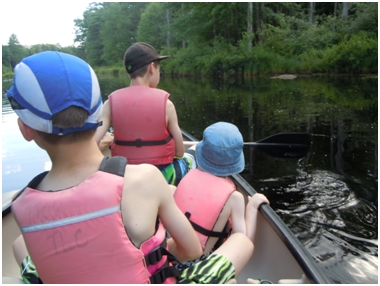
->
xmin=130 ymin=77 xmax=155 ymax=88
xmin=39 ymin=138 xmax=105 ymax=191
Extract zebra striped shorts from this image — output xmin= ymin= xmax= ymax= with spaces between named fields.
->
xmin=177 ymin=254 xmax=235 ymax=284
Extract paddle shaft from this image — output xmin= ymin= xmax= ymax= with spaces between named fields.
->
xmin=183 ymin=133 xmax=311 ymax=158
xmin=184 ymin=141 xmax=307 ymax=148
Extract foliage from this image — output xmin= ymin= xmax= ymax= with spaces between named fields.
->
xmin=4 ymin=34 xmax=29 ymax=70
xmin=137 ymin=3 xmax=168 ymax=49
xmin=94 ymin=66 xmax=126 ymax=76
xmin=2 ymin=35 xmax=79 ymax=72
xmin=101 ymin=3 xmax=148 ymax=65
xmin=82 ymin=5 xmax=105 ymax=66
xmin=2 ymin=2 xmax=378 ymax=76
xmin=319 ymin=32 xmax=378 ymax=74
xmin=2 ymin=64 xmax=12 ymax=77
xmin=347 ymin=2 xmax=378 ymax=37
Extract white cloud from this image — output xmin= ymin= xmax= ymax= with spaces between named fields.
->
xmin=1 ymin=1 xmax=92 ymax=47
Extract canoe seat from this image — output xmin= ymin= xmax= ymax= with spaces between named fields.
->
xmin=2 ymin=277 xmax=24 ymax=284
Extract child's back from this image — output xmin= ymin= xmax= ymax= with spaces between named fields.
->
xmin=174 ymin=122 xmax=247 ymax=254
xmin=94 ymin=42 xmax=193 ymax=186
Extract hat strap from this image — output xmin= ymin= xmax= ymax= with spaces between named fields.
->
xmin=52 ymin=122 xmax=102 ymax=135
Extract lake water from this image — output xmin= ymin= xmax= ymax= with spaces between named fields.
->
xmin=2 ymin=74 xmax=378 ymax=283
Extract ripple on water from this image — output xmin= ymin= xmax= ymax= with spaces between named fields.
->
xmin=263 ymin=170 xmax=378 ymax=284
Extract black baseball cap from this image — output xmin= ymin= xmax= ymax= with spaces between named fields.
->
xmin=124 ymin=42 xmax=170 ymax=74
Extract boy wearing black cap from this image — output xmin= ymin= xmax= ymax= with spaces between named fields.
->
xmin=8 ymin=51 xmax=267 ymax=284
xmin=94 ymin=42 xmax=194 ymax=186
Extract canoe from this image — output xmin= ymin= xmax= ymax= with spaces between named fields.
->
xmin=2 ymin=130 xmax=331 ymax=284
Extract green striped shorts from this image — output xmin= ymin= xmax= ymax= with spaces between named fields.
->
xmin=177 ymin=254 xmax=235 ymax=284
xmin=157 ymin=150 xmax=196 ymax=186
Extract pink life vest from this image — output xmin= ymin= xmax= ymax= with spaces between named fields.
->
xmin=174 ymin=169 xmax=235 ymax=251
xmin=12 ymin=157 xmax=178 ymax=284
xmin=109 ymin=86 xmax=175 ymax=165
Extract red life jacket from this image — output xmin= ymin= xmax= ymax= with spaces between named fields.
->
xmin=174 ymin=169 xmax=235 ymax=251
xmin=12 ymin=157 xmax=179 ymax=284
xmin=109 ymin=86 xmax=175 ymax=165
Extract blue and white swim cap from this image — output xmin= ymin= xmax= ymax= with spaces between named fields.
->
xmin=6 ymin=51 xmax=103 ymax=135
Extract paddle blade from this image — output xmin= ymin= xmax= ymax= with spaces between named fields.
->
xmin=244 ymin=133 xmax=311 ymax=158
xmin=257 ymin=133 xmax=311 ymax=145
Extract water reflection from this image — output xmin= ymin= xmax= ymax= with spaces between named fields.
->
xmin=2 ymin=110 xmax=51 ymax=193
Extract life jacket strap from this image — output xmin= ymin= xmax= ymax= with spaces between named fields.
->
xmin=185 ymin=212 xmax=229 ymax=238
xmin=99 ymin=156 xmax=127 ymax=177
xmin=149 ymin=265 xmax=180 ymax=284
xmin=145 ymin=239 xmax=181 ymax=283
xmin=145 ymin=240 xmax=181 ymax=266
xmin=114 ymin=135 xmax=173 ymax=147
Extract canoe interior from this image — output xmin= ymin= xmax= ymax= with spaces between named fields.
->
xmin=1 ymin=130 xmax=330 ymax=283
xmin=1 ymin=199 xmax=21 ymax=284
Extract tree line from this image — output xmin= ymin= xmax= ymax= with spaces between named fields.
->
xmin=2 ymin=2 xmax=378 ymax=77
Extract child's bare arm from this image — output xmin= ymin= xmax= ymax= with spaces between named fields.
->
xmin=245 ymin=193 xmax=270 ymax=242
xmin=94 ymin=100 xmax=112 ymax=144
xmin=229 ymin=191 xmax=246 ymax=234
xmin=13 ymin=235 xmax=28 ymax=266
xmin=166 ymin=100 xmax=184 ymax=157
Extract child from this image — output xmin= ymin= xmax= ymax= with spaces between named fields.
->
xmin=174 ymin=122 xmax=270 ymax=267
xmin=8 ymin=51 xmax=268 ymax=284
xmin=94 ymin=42 xmax=194 ymax=186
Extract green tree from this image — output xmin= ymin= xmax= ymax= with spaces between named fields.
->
xmin=74 ymin=3 xmax=105 ymax=66
xmin=101 ymin=2 xmax=148 ymax=65
xmin=86 ymin=9 xmax=105 ymax=66
xmin=28 ymin=44 xmax=61 ymax=54
xmin=348 ymin=2 xmax=378 ymax=37
xmin=137 ymin=3 xmax=168 ymax=49
xmin=172 ymin=3 xmax=247 ymax=46
xmin=7 ymin=34 xmax=28 ymax=70
xmin=2 ymin=45 xmax=12 ymax=72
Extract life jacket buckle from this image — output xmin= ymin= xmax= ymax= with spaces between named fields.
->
xmin=149 ymin=264 xmax=180 ymax=284
xmin=145 ymin=246 xmax=164 ymax=266
xmin=135 ymin=139 xmax=143 ymax=147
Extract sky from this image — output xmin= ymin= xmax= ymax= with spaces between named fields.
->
xmin=1 ymin=1 xmax=93 ymax=47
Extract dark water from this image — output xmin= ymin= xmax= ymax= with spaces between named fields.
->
xmin=2 ymin=74 xmax=378 ymax=283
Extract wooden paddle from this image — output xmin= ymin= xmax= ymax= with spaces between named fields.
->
xmin=183 ymin=133 xmax=311 ymax=158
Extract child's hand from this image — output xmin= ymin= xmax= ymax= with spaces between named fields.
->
xmin=247 ymin=193 xmax=269 ymax=210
